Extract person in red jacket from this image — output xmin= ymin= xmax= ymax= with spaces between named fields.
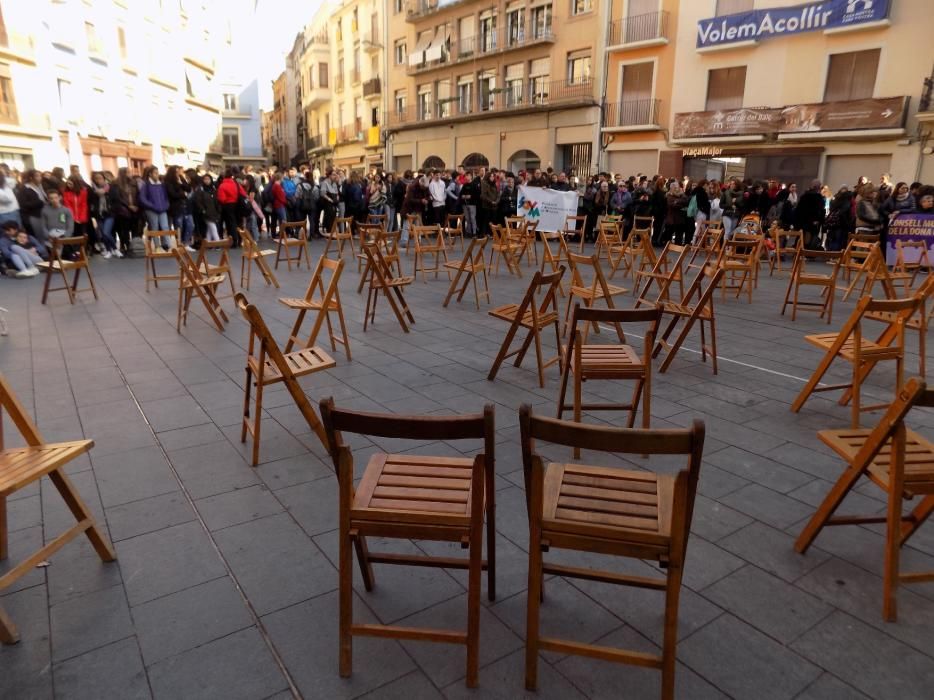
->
xmin=63 ymin=175 xmax=92 ymax=248
xmin=216 ymin=167 xmax=246 ymax=247
xmin=269 ymin=172 xmax=288 ymax=238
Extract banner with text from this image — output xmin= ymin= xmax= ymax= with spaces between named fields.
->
xmin=697 ymin=0 xmax=891 ymax=49
xmin=517 ymin=186 xmax=578 ymax=233
xmin=886 ymin=213 xmax=934 ymax=266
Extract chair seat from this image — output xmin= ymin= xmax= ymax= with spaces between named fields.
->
xmin=489 ymin=303 xmax=558 ymax=329
xmin=248 ymin=346 xmax=335 ymax=385
xmin=661 ymin=301 xmax=711 ymax=320
xmin=373 ymin=275 xmax=414 ymax=289
xmin=277 ymin=297 xmax=337 ymax=311
xmin=0 ymin=440 xmax=94 ymax=497
xmin=352 ymin=453 xmax=476 ymax=527
xmin=818 ymin=428 xmax=934 ymax=495
xmin=36 ymin=260 xmax=78 ymax=270
xmin=805 ymin=333 xmax=897 ymax=360
xmin=541 ymin=462 xmax=673 ymax=548
xmin=798 ymin=273 xmax=833 ymax=284
xmin=569 ymin=284 xmax=627 ymax=300
xmin=246 ymin=249 xmax=276 ymax=258
xmin=444 ymin=260 xmax=484 ymax=273
xmin=564 ymin=344 xmax=645 ymax=377
xmin=182 ymin=274 xmax=226 ymax=289
xmin=326 ymin=232 xmax=352 ymax=239
xmin=279 ymin=239 xmax=306 ymax=247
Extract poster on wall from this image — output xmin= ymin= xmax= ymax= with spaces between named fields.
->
xmin=886 ymin=213 xmax=934 ymax=266
xmin=516 ymin=186 xmax=579 ymax=233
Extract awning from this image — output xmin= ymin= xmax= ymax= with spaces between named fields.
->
xmin=334 ymin=155 xmax=363 ymax=167
xmin=408 ymin=32 xmax=433 ymax=67
xmin=425 ymin=28 xmax=449 ymax=63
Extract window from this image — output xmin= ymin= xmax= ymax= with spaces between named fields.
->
xmin=479 ymin=14 xmax=496 ymax=53
xmin=222 ymin=127 xmax=239 ymax=155
xmin=223 ymin=93 xmax=237 ymax=111
xmin=417 ymin=86 xmax=432 ymax=120
xmin=85 ymin=22 xmax=103 ymax=55
xmin=619 ymin=62 xmax=655 ymax=124
xmin=716 ymin=0 xmax=754 ymax=16
xmin=562 ymin=143 xmax=592 ymax=178
xmin=505 ymin=63 xmax=523 ymax=106
xmin=457 ymin=78 xmax=472 ymax=113
xmin=567 ymin=53 xmax=591 ymax=84
xmin=437 ymin=78 xmax=452 ymax=118
xmin=394 ymin=89 xmax=406 ymax=116
xmin=531 ymin=4 xmax=552 ymax=38
xmin=117 ymin=26 xmax=127 ymax=60
xmin=337 ymin=56 xmax=344 ymax=89
xmin=0 ymin=74 xmax=17 ymax=124
xmin=395 ymin=40 xmax=407 ymax=65
xmin=353 ymin=49 xmax=361 ymax=82
xmin=57 ymin=78 xmax=73 ymax=112
xmin=352 ymin=8 xmax=358 ymax=33
xmin=394 ymin=0 xmax=403 ymax=13
xmin=319 ymin=63 xmax=328 ymax=88
xmin=336 ymin=20 xmax=342 ymax=42
xmin=0 ymin=6 xmax=7 ymax=47
xmin=705 ymin=66 xmax=746 ymax=110
xmin=478 ymin=71 xmax=495 ymax=111
xmin=530 ymin=57 xmax=550 ymax=104
xmin=571 ymin=0 xmax=592 ymax=15
xmin=506 ymin=7 xmax=524 ymax=46
xmin=824 ymin=49 xmax=880 ymax=102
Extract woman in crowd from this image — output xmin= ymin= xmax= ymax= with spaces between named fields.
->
xmin=479 ymin=171 xmax=500 ymax=237
xmin=16 ymin=169 xmax=47 ymax=238
xmin=825 ymin=186 xmax=855 ymax=251
xmin=855 ymin=183 xmax=883 ymax=235
xmin=216 ymin=167 xmax=245 ymax=247
xmin=689 ymin=179 xmax=711 ymax=244
xmin=89 ymin=172 xmax=120 ymax=258
xmin=460 ymin=171 xmax=479 ymax=237
xmin=165 ymin=166 xmax=195 ymax=251
xmin=0 ymin=170 xmax=21 ymax=228
xmin=665 ymin=181 xmax=689 ymax=245
xmin=192 ymin=174 xmax=221 ymax=242
xmin=138 ymin=166 xmax=171 ymax=250
xmin=367 ymin=174 xmax=387 ymax=220
xmin=108 ymin=167 xmax=138 ymax=256
xmin=63 ymin=176 xmax=91 ymax=243
xmin=881 ymin=181 xmax=916 ymax=220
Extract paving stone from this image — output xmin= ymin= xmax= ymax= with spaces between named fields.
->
xmin=689 ymin=494 xmax=754 ymax=542
xmin=357 ymin=671 xmax=444 ymax=699
xmin=719 ymin=483 xmax=818 ymax=530
xmin=148 ymin=627 xmax=288 ymax=700
xmin=167 ymin=440 xmax=260 ymax=499
xmin=682 ymin=536 xmax=745 ymax=591
xmin=274 ymin=477 xmax=338 ymax=537
xmin=195 ymin=484 xmax=283 ymax=531
xmin=45 ymin=538 xmax=123 ymax=607
xmin=115 ymin=521 xmax=227 ymax=606
xmin=0 ymin=585 xmax=53 ymax=699
xmin=104 ymin=491 xmax=195 ymax=542
xmin=719 ymin=521 xmax=832 ymax=583
xmin=92 ymin=445 xmax=179 ymax=508
xmin=139 ymin=395 xmax=211 ymax=433
xmin=154 ymin=423 xmax=225 ymax=452
xmin=796 ymin=673 xmax=872 ymax=700
xmin=706 ymin=446 xmax=814 ymax=493
xmin=132 ymin=576 xmax=252 ymax=665
xmin=50 ymin=584 xmax=133 ymax=662
xmin=442 ymin=648 xmax=587 ymax=700
xmin=678 ymin=614 xmax=822 ymax=700
xmin=254 ymin=451 xmax=333 ymax=490
xmin=52 ymin=637 xmax=150 ymax=700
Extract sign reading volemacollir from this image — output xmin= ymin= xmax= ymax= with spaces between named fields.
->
xmin=696 ymin=0 xmax=891 ymax=49
xmin=672 ymin=97 xmax=907 ymax=140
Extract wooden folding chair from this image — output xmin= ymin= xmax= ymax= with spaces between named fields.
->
xmin=0 ymin=373 xmax=116 ymax=644
xmin=239 ymin=227 xmax=279 ymax=290
xmin=275 ymin=221 xmax=311 ymax=271
xmin=144 ymin=229 xmax=179 ymax=291
xmin=488 ymin=268 xmax=565 ymax=387
xmin=366 ymin=213 xmax=388 ymax=230
xmin=768 ymin=226 xmax=803 ymax=276
xmin=736 ymin=213 xmax=761 ymax=236
xmin=489 ymin=224 xmax=523 ymax=277
xmin=442 ymin=236 xmax=491 ymax=310
xmin=444 ymin=213 xmax=465 ymax=252
xmin=402 ymin=213 xmax=422 ymax=255
xmin=635 ymin=242 xmax=689 ymax=306
xmin=895 ymin=239 xmax=932 ymax=288
xmin=363 ymin=243 xmax=415 ymax=333
xmin=320 ymin=400 xmax=496 ymax=688
xmin=323 ymin=216 xmax=356 ymax=260
xmin=795 ymin=376 xmax=934 ymax=621
xmin=839 ymin=239 xmax=880 ymax=301
xmin=685 ymin=227 xmax=721 ymax=276
xmin=519 ymin=406 xmax=705 ymax=700
xmin=861 ymin=247 xmax=913 ymax=300
xmin=653 ymin=265 xmax=724 ymax=374
xmin=558 ymin=304 xmax=662 ymax=456
xmin=864 ymin=273 xmax=934 ymax=380
xmin=781 ymin=249 xmax=843 ymax=324
xmin=235 ymin=292 xmax=336 ymax=465
xmin=354 ymin=223 xmax=384 ymax=277
xmin=621 ymin=225 xmax=654 ymax=282
xmin=412 ymin=224 xmax=449 ymax=282
xmin=279 ymin=255 xmax=351 ymax=360
xmin=791 ymin=295 xmax=921 ymax=427
xmin=505 ymin=217 xmax=535 ymax=267
xmin=356 ymin=228 xmax=404 ymax=294
xmin=563 ymin=215 xmax=587 ymax=253
xmin=718 ymin=238 xmax=760 ymax=303
xmin=196 ymin=238 xmax=236 ymax=300
xmin=37 ymin=235 xmax=98 ymax=305
xmin=595 ymin=219 xmax=624 ymax=268
xmin=633 ymin=214 xmax=654 ymax=231
xmin=174 ymin=247 xmax=228 ymax=333
xmin=564 ymin=251 xmax=627 ymax=342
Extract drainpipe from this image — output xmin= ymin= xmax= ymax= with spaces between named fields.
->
xmin=597 ymin=7 xmax=611 ymax=173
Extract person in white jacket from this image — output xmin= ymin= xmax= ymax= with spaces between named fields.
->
xmin=0 ymin=171 xmax=21 ymax=228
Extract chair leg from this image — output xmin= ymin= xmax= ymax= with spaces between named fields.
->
xmin=47 ymin=469 xmax=116 ymax=562
xmin=524 ymin=532 xmax=543 ymax=691
xmin=352 ymin=534 xmax=375 ymax=591
xmin=251 ymin=380 xmax=264 ymax=467
xmin=795 ymin=464 xmax=865 ymax=553
xmin=884 ymin=424 xmax=907 ymax=622
xmin=0 ymin=605 xmax=19 ymax=645
xmin=339 ymin=510 xmax=353 ymax=678
xmin=661 ymin=561 xmax=684 ymax=700
xmin=465 ymin=503 xmax=482 ymax=688
xmin=0 ymin=496 xmax=7 ymax=561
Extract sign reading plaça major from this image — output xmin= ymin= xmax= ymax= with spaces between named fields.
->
xmin=696 ymin=0 xmax=891 ymax=49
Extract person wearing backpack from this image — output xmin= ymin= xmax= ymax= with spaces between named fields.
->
xmin=294 ymin=173 xmax=320 ymax=238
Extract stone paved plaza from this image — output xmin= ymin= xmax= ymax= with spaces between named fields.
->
xmin=1 ymin=240 xmax=934 ymax=700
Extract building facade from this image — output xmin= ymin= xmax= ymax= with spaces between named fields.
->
xmin=271 ymin=71 xmax=288 ymax=167
xmin=285 ymin=32 xmax=304 ymax=165
xmin=668 ymin=0 xmax=932 ymax=188
xmin=385 ymin=0 xmax=607 ymax=176
xmin=218 ymin=77 xmax=266 ymax=169
xmin=301 ymin=11 xmax=333 ymax=171
xmin=0 ymin=0 xmax=242 ymax=174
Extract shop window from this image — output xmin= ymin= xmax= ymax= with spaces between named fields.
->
xmin=716 ymin=0 xmax=753 ymax=16
xmin=705 ymin=66 xmax=746 ymax=111
xmin=824 ymin=49 xmax=880 ymax=102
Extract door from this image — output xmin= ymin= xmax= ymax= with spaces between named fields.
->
xmin=620 ymin=62 xmax=654 ymax=125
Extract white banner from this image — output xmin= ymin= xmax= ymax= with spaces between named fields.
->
xmin=516 ymin=186 xmax=578 ymax=233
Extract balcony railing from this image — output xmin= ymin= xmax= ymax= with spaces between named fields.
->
xmin=407 ymin=25 xmax=555 ymax=75
xmin=337 ymin=125 xmax=360 ymax=143
xmin=363 ymin=77 xmax=381 ymax=97
xmin=0 ymin=31 xmax=36 ymax=64
xmin=406 ymin=0 xmax=466 ymax=21
xmin=307 ymin=134 xmax=323 ymax=150
xmin=604 ymin=99 xmax=661 ymax=128
xmin=607 ymin=11 xmax=669 ymax=47
xmin=335 ymin=76 xmax=345 ymax=92
xmin=362 ymin=31 xmax=381 ymax=51
xmin=387 ymin=78 xmax=594 ymax=128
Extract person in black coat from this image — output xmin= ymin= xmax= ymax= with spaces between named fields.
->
xmin=690 ymin=179 xmax=711 ymax=244
xmin=794 ymin=179 xmax=826 ymax=249
xmin=650 ymin=176 xmax=668 ymax=246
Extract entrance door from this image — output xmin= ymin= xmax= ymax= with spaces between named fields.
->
xmin=620 ymin=62 xmax=653 ymax=125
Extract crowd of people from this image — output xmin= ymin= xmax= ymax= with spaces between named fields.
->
xmin=1 ymin=159 xmax=932 ymax=281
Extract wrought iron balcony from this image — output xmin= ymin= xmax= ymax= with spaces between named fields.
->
xmin=407 ymin=25 xmax=555 ymax=75
xmin=603 ymin=99 xmax=661 ymax=129
xmin=607 ymin=11 xmax=669 ymax=49
xmin=363 ymin=77 xmax=381 ymax=97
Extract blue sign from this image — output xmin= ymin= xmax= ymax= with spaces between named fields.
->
xmin=696 ymin=0 xmax=891 ymax=48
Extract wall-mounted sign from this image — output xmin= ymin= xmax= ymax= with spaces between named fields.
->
xmin=696 ymin=0 xmax=891 ymax=49
xmin=673 ymin=96 xmax=907 ymax=139
xmin=684 ymin=146 xmax=725 ymax=157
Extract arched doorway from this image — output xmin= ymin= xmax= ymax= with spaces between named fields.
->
xmin=508 ymin=149 xmax=541 ymax=174
xmin=422 ymin=155 xmax=446 ymax=171
xmin=461 ymin=153 xmax=490 ymax=171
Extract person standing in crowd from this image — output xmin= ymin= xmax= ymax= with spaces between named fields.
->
xmin=855 ymin=183 xmax=883 ymax=236
xmin=138 ymin=166 xmax=171 ymax=249
xmin=0 ymin=170 xmax=21 ymax=228
xmin=62 ymin=176 xmax=91 ymax=246
xmin=720 ymin=178 xmax=742 ymax=239
xmin=689 ymin=179 xmax=711 ymax=244
xmin=876 ymin=173 xmax=893 ymax=206
xmin=881 ymin=181 xmax=916 ymax=220
xmin=794 ymin=179 xmax=826 ymax=249
xmin=384 ymin=173 xmax=398 ymax=231
xmin=499 ymin=175 xmax=517 ymax=223
xmin=281 ymin=167 xmax=297 ymax=222
xmin=108 ymin=167 xmax=138 ymax=256
xmin=345 ymin=172 xmax=366 ymax=223
xmin=401 ymin=173 xmax=429 ymax=247
xmin=191 ymin=174 xmax=220 ymax=242
xmin=445 ymin=170 xmax=461 ymax=220
xmin=367 ymin=175 xmax=386 ymax=222
xmin=478 ymin=170 xmax=500 ymax=237
xmin=294 ymin=171 xmax=320 ymax=238
xmin=165 ymin=166 xmax=195 ymax=252
xmin=461 ymin=171 xmax=479 ymax=237
xmin=593 ymin=180 xmax=610 ymax=234
xmin=665 ymin=181 xmax=689 ymax=245
xmin=16 ymin=169 xmax=47 ymax=238
xmin=89 ymin=172 xmax=120 ymax=258
xmin=319 ymin=169 xmax=340 ymax=234
xmin=427 ymin=170 xmax=446 ymax=225
xmin=825 ymin=186 xmax=855 ymax=251
xmin=216 ymin=167 xmax=245 ymax=247
xmin=916 ymin=185 xmax=934 ymax=214
xmin=650 ymin=176 xmax=668 ymax=247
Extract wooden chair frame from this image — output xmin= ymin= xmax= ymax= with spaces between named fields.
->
xmin=791 ymin=295 xmax=921 ymax=427
xmin=235 ymin=293 xmax=335 ymax=465
xmin=653 ymin=266 xmax=724 ymax=375
xmin=0 ymin=373 xmax=116 ymax=644
xmin=239 ymin=227 xmax=280 ymax=290
xmin=564 ymin=251 xmax=628 ymax=342
xmin=519 ymin=406 xmax=705 ymax=700
xmin=323 ymin=216 xmax=356 ymax=259
xmin=320 ymin=400 xmax=496 ymax=688
xmin=280 ymin=255 xmax=351 ymax=360
xmin=144 ymin=229 xmax=180 ymax=291
xmin=489 ymin=224 xmax=523 ymax=277
xmin=442 ymin=236 xmax=491 ymax=310
xmin=505 ymin=217 xmax=536 ymax=267
xmin=839 ymin=239 xmax=880 ymax=301
xmin=768 ymin=226 xmax=803 ymax=276
xmin=894 ymin=239 xmax=932 ymax=288
xmin=539 ymin=228 xmax=570 ymax=295
xmin=488 ymin=268 xmax=565 ymax=387
xmin=719 ymin=237 xmax=760 ymax=303
xmin=795 ymin=377 xmax=934 ymax=621
xmin=38 ymin=235 xmax=98 ymax=305
xmin=174 ymin=247 xmax=228 ymax=333
xmin=412 ymin=224 xmax=450 ymax=282
xmin=562 ymin=215 xmax=587 ymax=253
xmin=363 ymin=243 xmax=415 ymax=333
xmin=196 ymin=238 xmax=236 ymax=300
xmin=443 ymin=212 xmax=465 ymax=252
xmin=635 ymin=242 xmax=689 ymax=307
xmin=275 ymin=221 xmax=311 ymax=271
xmin=781 ymin=249 xmax=843 ymax=325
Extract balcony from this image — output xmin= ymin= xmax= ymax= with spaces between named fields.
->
xmin=607 ymin=11 xmax=669 ymax=50
xmin=337 ymin=125 xmax=361 ymax=144
xmin=602 ymin=99 xmax=662 ymax=131
xmin=405 ymin=0 xmax=467 ymax=22
xmin=407 ymin=25 xmax=555 ymax=75
xmin=363 ymin=77 xmax=381 ymax=98
xmin=303 ymin=84 xmax=331 ymax=109
xmin=387 ymin=78 xmax=594 ymax=129
xmin=362 ymin=31 xmax=381 ymax=52
xmin=0 ymin=31 xmax=36 ymax=65
xmin=307 ymin=31 xmax=328 ymax=53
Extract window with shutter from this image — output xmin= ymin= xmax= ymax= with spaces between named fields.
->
xmin=824 ymin=49 xmax=880 ymax=102
xmin=716 ymin=0 xmax=753 ymax=16
xmin=705 ymin=66 xmax=746 ymax=111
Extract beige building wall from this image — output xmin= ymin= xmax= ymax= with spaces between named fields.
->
xmin=386 ymin=0 xmax=608 ymax=175
xmin=300 ymin=8 xmax=333 ymax=170
xmin=670 ymin=0 xmax=931 ymax=186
